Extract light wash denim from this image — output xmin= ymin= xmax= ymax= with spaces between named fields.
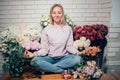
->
xmin=31 ymin=54 xmax=81 ymax=73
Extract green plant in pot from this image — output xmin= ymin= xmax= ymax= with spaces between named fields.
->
xmin=1 ymin=40 xmax=25 ymax=78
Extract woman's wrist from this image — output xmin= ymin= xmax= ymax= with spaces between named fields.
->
xmin=33 ymin=52 xmax=38 ymax=57
xmin=76 ymin=52 xmax=82 ymax=55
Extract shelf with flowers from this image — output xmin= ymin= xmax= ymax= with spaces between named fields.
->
xmin=0 ymin=24 xmax=42 ymax=78
xmin=72 ymin=24 xmax=108 ymax=79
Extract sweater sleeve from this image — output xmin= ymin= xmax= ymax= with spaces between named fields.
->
xmin=35 ymin=28 xmax=49 ymax=56
xmin=66 ymin=27 xmax=79 ymax=54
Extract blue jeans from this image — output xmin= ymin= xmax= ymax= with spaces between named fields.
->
xmin=31 ymin=54 xmax=81 ymax=73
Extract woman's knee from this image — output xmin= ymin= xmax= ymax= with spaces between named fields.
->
xmin=30 ymin=57 xmax=43 ymax=66
xmin=74 ymin=55 xmax=81 ymax=64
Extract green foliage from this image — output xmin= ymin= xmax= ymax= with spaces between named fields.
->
xmin=1 ymin=40 xmax=25 ymax=78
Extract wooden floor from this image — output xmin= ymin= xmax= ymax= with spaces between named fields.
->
xmin=2 ymin=72 xmax=120 ymax=80
xmin=2 ymin=72 xmax=77 ymax=80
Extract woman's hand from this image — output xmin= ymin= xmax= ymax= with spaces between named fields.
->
xmin=77 ymin=50 xmax=86 ymax=55
xmin=24 ymin=50 xmax=34 ymax=58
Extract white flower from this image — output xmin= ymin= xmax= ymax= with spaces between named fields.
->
xmin=84 ymin=39 xmax=91 ymax=48
xmin=74 ymin=37 xmax=91 ymax=49
xmin=44 ymin=22 xmax=49 ymax=26
xmin=0 ymin=24 xmax=42 ymax=47
xmin=80 ymin=37 xmax=86 ymax=41
xmin=40 ymin=14 xmax=50 ymax=27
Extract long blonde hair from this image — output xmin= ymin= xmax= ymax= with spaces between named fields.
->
xmin=49 ymin=4 xmax=66 ymax=25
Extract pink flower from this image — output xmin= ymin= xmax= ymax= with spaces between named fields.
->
xmin=30 ymin=40 xmax=41 ymax=50
xmin=21 ymin=41 xmax=31 ymax=50
xmin=84 ymin=66 xmax=95 ymax=75
xmin=21 ymin=40 xmax=41 ymax=50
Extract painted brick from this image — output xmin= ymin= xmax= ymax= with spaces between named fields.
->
xmin=85 ymin=18 xmax=98 ymax=21
xmin=9 ymin=1 xmax=23 ymax=5
xmin=108 ymin=53 xmax=116 ymax=56
xmin=86 ymin=0 xmax=99 ymax=4
xmin=108 ymin=48 xmax=119 ymax=52
xmin=107 ymin=61 xmax=120 ymax=65
xmin=77 ymin=5 xmax=89 ymax=8
xmin=111 ymin=23 xmax=120 ymax=27
xmin=109 ymin=28 xmax=120 ymax=32
xmin=109 ymin=42 xmax=120 ymax=47
xmin=22 ymin=1 xmax=35 ymax=5
xmin=73 ymin=0 xmax=86 ymax=4
xmin=86 ymin=9 xmax=98 ymax=12
xmin=82 ymin=13 xmax=94 ymax=17
xmin=89 ymin=4 xmax=101 ymax=8
xmin=102 ymin=2 xmax=112 ymax=8
xmin=0 ymin=1 xmax=9 ymax=5
xmin=109 ymin=33 xmax=118 ymax=38
xmin=95 ymin=13 xmax=110 ymax=17
xmin=99 ymin=8 xmax=111 ymax=12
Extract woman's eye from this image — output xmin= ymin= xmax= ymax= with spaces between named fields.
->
xmin=52 ymin=12 xmax=56 ymax=14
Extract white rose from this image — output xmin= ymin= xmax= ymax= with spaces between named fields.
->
xmin=78 ymin=41 xmax=84 ymax=48
xmin=44 ymin=22 xmax=48 ymax=26
xmin=80 ymin=37 xmax=86 ymax=41
xmin=84 ymin=39 xmax=91 ymax=48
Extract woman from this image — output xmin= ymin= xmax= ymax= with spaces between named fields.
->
xmin=24 ymin=4 xmax=82 ymax=73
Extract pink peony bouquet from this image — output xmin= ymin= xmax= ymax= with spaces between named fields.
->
xmin=73 ymin=24 xmax=108 ymax=41
xmin=21 ymin=39 xmax=42 ymax=50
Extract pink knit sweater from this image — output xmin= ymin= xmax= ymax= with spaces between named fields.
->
xmin=36 ymin=24 xmax=79 ymax=57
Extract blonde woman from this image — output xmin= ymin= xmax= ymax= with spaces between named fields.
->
xmin=25 ymin=4 xmax=82 ymax=73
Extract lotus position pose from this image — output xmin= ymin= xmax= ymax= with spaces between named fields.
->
xmin=24 ymin=4 xmax=83 ymax=73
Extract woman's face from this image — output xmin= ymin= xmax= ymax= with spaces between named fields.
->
xmin=52 ymin=6 xmax=63 ymax=24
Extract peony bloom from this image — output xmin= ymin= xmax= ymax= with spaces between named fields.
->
xmin=30 ymin=40 xmax=41 ymax=50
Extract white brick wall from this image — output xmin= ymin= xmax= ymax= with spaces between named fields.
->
xmin=0 ymin=0 xmax=115 ymax=78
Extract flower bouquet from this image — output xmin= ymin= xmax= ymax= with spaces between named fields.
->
xmin=73 ymin=24 xmax=108 ymax=41
xmin=0 ymin=24 xmax=42 ymax=78
xmin=73 ymin=37 xmax=91 ymax=51
xmin=73 ymin=24 xmax=108 ymax=68
xmin=72 ymin=60 xmax=103 ymax=80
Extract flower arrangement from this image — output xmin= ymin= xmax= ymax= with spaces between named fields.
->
xmin=19 ymin=24 xmax=42 ymax=50
xmin=0 ymin=24 xmax=42 ymax=78
xmin=73 ymin=24 xmax=108 ymax=41
xmin=84 ymin=46 xmax=100 ymax=56
xmin=73 ymin=60 xmax=103 ymax=79
xmin=73 ymin=37 xmax=91 ymax=51
xmin=40 ymin=14 xmax=74 ymax=28
xmin=73 ymin=25 xmax=103 ymax=80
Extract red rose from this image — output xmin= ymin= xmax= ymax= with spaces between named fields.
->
xmin=74 ymin=33 xmax=80 ymax=40
xmin=84 ymin=25 xmax=92 ymax=31
xmin=86 ymin=31 xmax=93 ymax=36
xmin=97 ymin=32 xmax=104 ymax=39
xmin=76 ymin=27 xmax=82 ymax=33
xmin=81 ymin=29 xmax=86 ymax=35
xmin=89 ymin=35 xmax=95 ymax=41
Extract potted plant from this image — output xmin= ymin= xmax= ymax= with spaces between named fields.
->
xmin=1 ymin=40 xmax=25 ymax=78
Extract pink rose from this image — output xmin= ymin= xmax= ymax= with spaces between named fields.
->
xmin=30 ymin=40 xmax=41 ymax=50
xmin=21 ymin=41 xmax=31 ymax=50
